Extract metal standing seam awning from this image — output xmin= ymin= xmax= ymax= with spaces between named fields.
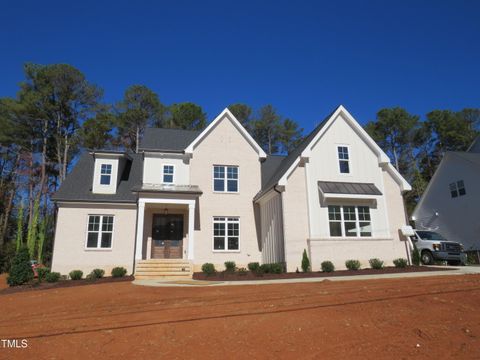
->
xmin=318 ymin=181 xmax=382 ymax=200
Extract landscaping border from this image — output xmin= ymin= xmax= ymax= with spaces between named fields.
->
xmin=193 ymin=266 xmax=453 ymax=281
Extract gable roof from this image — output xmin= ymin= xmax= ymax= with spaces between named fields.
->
xmin=185 ymin=108 xmax=267 ymax=158
xmin=254 ymin=105 xmax=411 ymax=202
xmin=52 ymin=153 xmax=142 ymax=203
xmin=139 ymin=128 xmax=201 ymax=152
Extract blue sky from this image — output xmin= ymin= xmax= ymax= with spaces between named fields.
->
xmin=1 ymin=0 xmax=479 ymax=133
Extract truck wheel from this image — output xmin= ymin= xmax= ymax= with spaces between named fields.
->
xmin=421 ymin=251 xmax=434 ymax=265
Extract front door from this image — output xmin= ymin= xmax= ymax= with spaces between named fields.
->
xmin=151 ymin=214 xmax=183 ymax=259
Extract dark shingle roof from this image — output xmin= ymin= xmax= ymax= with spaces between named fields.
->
xmin=318 ymin=181 xmax=382 ymax=195
xmin=254 ymin=105 xmax=340 ymax=201
xmin=139 ymin=128 xmax=201 ymax=152
xmin=261 ymin=155 xmax=286 ymax=188
xmin=52 ymin=153 xmax=142 ymax=203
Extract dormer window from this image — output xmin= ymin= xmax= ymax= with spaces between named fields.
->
xmin=163 ymin=165 xmax=174 ymax=183
xmin=337 ymin=146 xmax=350 ymax=174
xmin=100 ymin=164 xmax=112 ymax=185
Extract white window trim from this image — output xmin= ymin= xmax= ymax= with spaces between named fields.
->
xmin=85 ymin=214 xmax=115 ymax=250
xmin=212 ymin=216 xmax=240 ymax=252
xmin=328 ymin=205 xmax=372 ymax=238
xmin=100 ymin=164 xmax=112 ymax=186
xmin=212 ymin=165 xmax=239 ymax=193
xmin=336 ymin=144 xmax=351 ymax=175
xmin=162 ymin=164 xmax=175 ymax=184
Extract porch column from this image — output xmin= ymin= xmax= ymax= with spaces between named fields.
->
xmin=187 ymin=202 xmax=195 ymax=260
xmin=135 ymin=201 xmax=145 ymax=261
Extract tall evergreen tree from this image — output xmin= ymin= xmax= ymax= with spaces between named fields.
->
xmin=115 ymin=85 xmax=165 ymax=152
xmin=167 ymin=102 xmax=207 ymax=130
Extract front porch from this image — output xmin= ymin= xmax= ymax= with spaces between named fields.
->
xmin=135 ymin=197 xmax=197 ymax=262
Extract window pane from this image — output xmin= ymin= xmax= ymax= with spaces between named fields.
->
xmin=88 ymin=216 xmax=100 ymax=231
xmin=101 ymin=164 xmax=112 ymax=174
xmin=343 ymin=206 xmax=356 ymax=220
xmin=228 ymin=222 xmax=239 ymax=236
xmin=214 ymin=179 xmax=225 ymax=191
xmin=358 ymin=206 xmax=370 ymax=221
xmin=164 ymin=165 xmax=174 ymax=174
xmin=339 ymin=160 xmax=350 ymax=174
xmin=228 ymin=237 xmax=239 ymax=250
xmin=458 ymin=187 xmax=466 ymax=196
xmin=102 ymin=216 xmax=113 ymax=232
xmin=227 ymin=167 xmax=238 ymax=179
xmin=163 ymin=174 xmax=173 ymax=183
xmin=87 ymin=232 xmax=98 ymax=248
xmin=328 ymin=206 xmax=341 ymax=221
xmin=213 ymin=166 xmax=224 ymax=178
xmin=338 ymin=146 xmax=349 ymax=160
xmin=214 ymin=237 xmax=225 ymax=250
xmin=100 ymin=175 xmax=111 ymax=185
xmin=329 ymin=222 xmax=342 ymax=237
xmin=227 ymin=179 xmax=238 ymax=192
xmin=344 ymin=221 xmax=357 ymax=237
xmin=213 ymin=222 xmax=225 ymax=236
xmin=101 ymin=233 xmax=112 ymax=248
xmin=360 ymin=222 xmax=372 ymax=237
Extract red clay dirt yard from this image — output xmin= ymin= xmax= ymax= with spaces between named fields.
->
xmin=0 ymin=274 xmax=479 ymax=359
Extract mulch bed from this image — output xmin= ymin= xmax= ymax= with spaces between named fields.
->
xmin=193 ymin=266 xmax=454 ymax=281
xmin=0 ymin=275 xmax=134 ymax=295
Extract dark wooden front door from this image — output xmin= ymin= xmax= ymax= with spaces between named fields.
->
xmin=151 ymin=214 xmax=183 ymax=259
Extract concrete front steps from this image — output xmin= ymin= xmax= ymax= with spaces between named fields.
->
xmin=134 ymin=259 xmax=193 ymax=280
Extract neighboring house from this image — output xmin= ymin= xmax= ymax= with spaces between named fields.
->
xmin=51 ymin=105 xmax=412 ymax=277
xmin=412 ymin=137 xmax=480 ymax=253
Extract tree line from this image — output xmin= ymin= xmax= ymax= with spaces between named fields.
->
xmin=0 ymin=63 xmax=303 ymax=270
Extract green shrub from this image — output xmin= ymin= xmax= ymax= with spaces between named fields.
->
xmin=7 ymin=247 xmax=33 ymax=286
xmin=345 ymin=259 xmax=361 ymax=270
xmin=260 ymin=263 xmax=284 ymax=274
xmin=37 ymin=267 xmax=50 ymax=282
xmin=69 ymin=270 xmax=83 ymax=280
xmin=412 ymin=244 xmax=420 ymax=266
xmin=321 ymin=261 xmax=335 ymax=273
xmin=90 ymin=268 xmax=105 ymax=279
xmin=247 ymin=262 xmax=260 ymax=272
xmin=201 ymin=263 xmax=216 ymax=275
xmin=301 ymin=249 xmax=310 ymax=272
xmin=369 ymin=258 xmax=384 ymax=270
xmin=45 ymin=272 xmax=61 ymax=283
xmin=393 ymin=258 xmax=408 ymax=268
xmin=111 ymin=267 xmax=127 ymax=278
xmin=224 ymin=261 xmax=236 ymax=272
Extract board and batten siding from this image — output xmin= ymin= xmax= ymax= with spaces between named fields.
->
xmin=259 ymin=193 xmax=285 ymax=264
